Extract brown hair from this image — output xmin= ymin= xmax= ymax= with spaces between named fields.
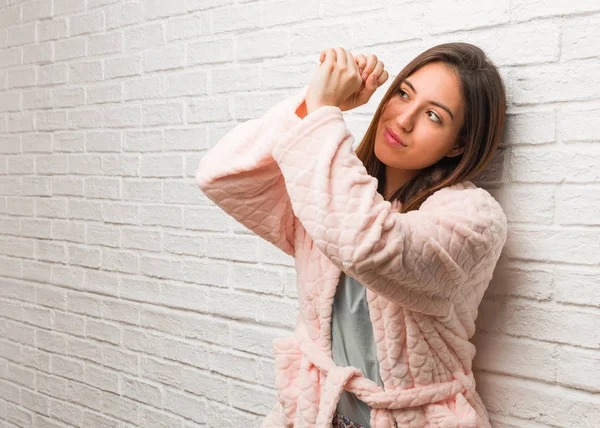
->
xmin=355 ymin=42 xmax=507 ymax=213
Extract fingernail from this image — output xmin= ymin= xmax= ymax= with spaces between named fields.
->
xmin=362 ymin=72 xmax=367 ymax=80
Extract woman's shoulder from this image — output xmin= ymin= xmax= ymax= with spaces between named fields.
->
xmin=388 ymin=180 xmax=506 ymax=222
xmin=420 ymin=181 xmax=508 ymax=244
xmin=424 ymin=180 xmax=504 ymax=214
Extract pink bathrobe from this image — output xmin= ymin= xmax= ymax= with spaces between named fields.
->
xmin=195 ymin=85 xmax=508 ymax=428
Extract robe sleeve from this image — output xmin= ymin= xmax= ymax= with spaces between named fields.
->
xmin=195 ymin=86 xmax=309 ymax=257
xmin=271 ymin=105 xmax=508 ymax=316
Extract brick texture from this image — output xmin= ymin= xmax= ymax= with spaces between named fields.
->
xmin=0 ymin=1 xmax=599 ymax=427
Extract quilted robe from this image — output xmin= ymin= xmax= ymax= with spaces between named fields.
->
xmin=195 ymin=85 xmax=508 ymax=428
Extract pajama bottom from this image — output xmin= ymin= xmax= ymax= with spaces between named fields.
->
xmin=331 ymin=410 xmax=399 ymax=428
xmin=332 ymin=410 xmax=363 ymax=428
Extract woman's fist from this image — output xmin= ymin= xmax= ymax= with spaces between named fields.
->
xmin=316 ymin=49 xmax=388 ymax=112
xmin=305 ymin=47 xmax=362 ymax=114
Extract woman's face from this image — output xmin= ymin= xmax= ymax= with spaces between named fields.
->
xmin=374 ymin=61 xmax=466 ymax=172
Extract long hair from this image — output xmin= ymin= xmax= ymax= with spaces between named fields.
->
xmin=355 ymin=42 xmax=507 ymax=213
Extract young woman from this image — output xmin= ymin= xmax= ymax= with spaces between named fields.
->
xmin=196 ymin=42 xmax=508 ymax=428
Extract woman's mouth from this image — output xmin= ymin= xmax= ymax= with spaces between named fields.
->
xmin=384 ymin=127 xmax=407 ymax=147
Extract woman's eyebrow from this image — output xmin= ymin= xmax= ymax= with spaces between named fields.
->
xmin=403 ymin=79 xmax=455 ymax=121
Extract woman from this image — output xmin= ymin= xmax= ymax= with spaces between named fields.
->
xmin=196 ymin=42 xmax=508 ymax=428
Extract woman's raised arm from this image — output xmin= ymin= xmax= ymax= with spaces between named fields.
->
xmin=271 ymin=104 xmax=507 ymax=317
xmin=195 ymin=86 xmax=309 ymax=257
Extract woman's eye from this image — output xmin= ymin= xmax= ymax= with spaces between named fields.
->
xmin=427 ymin=111 xmax=441 ymax=123
xmin=397 ymin=88 xmax=441 ymax=124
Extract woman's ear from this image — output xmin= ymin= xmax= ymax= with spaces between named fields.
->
xmin=445 ymin=143 xmax=464 ymax=158
xmin=446 ymin=134 xmax=465 ymax=158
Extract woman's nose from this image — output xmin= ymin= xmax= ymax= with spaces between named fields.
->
xmin=395 ymin=108 xmax=416 ymax=132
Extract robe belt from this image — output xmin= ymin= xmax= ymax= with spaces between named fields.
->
xmin=296 ymin=325 xmax=477 ymax=428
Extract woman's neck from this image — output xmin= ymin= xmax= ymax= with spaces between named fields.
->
xmin=384 ymin=167 xmax=419 ymax=199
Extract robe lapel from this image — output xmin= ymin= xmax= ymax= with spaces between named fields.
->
xmin=314 ymin=249 xmax=343 ymax=352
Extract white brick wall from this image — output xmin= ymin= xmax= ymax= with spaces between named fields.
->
xmin=0 ymin=0 xmax=598 ymax=427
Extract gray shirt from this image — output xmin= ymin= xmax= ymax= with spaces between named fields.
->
xmin=331 ymin=271 xmax=384 ymax=428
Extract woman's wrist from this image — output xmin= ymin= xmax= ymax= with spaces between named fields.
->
xmin=297 ymin=99 xmax=341 ymax=119
xmin=305 ymin=101 xmax=335 ymax=115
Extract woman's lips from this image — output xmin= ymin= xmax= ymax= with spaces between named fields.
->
xmin=384 ymin=127 xmax=407 ymax=147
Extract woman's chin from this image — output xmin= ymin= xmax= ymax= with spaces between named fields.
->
xmin=374 ymin=138 xmax=397 ymax=165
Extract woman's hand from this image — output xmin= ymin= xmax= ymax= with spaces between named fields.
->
xmin=343 ymin=52 xmax=388 ymax=111
xmin=309 ymin=48 xmax=388 ymax=113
